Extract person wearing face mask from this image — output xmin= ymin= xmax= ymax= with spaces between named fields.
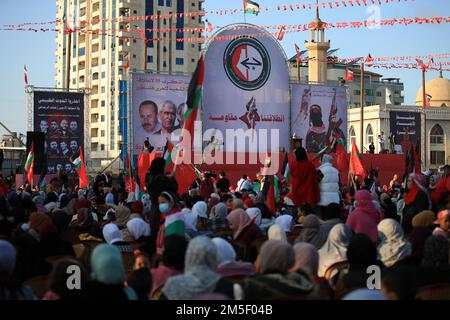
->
xmin=155 ymin=191 xmax=185 ymax=256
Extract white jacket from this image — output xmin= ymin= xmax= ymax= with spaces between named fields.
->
xmin=318 ymin=162 xmax=340 ymax=206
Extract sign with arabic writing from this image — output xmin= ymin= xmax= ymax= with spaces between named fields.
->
xmin=130 ymin=73 xmax=190 ymax=155
xmin=203 ymin=24 xmax=290 ymax=153
xmin=291 ymin=84 xmax=348 ymax=154
xmin=33 ymin=91 xmax=84 ymax=175
xmin=389 ymin=111 xmax=421 ymax=154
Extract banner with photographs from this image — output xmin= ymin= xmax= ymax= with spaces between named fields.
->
xmin=203 ymin=25 xmax=290 ymax=153
xmin=291 ymin=84 xmax=348 ymax=154
xmin=389 ymin=111 xmax=421 ymax=155
xmin=33 ymin=91 xmax=84 ymax=175
xmin=130 ymin=73 xmax=190 ymax=155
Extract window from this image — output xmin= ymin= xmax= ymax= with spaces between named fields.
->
xmin=176 ymin=42 xmax=184 ymax=50
xmin=349 ymin=126 xmax=356 ymax=149
xmin=166 ymin=0 xmax=172 ymax=6
xmin=78 ymin=47 xmax=85 ymax=56
xmin=354 ymin=90 xmax=360 ymax=96
xmin=101 ymin=72 xmax=106 ymax=78
xmin=101 ymin=100 xmax=105 ymax=107
xmin=101 ymin=130 xmax=105 ymax=137
xmin=101 ymin=86 xmax=106 ymax=93
xmin=430 ymin=151 xmax=445 ymax=166
xmin=92 ymin=72 xmax=99 ymax=80
xmin=72 ymin=78 xmax=76 ymax=85
xmin=133 ymin=10 xmax=137 ymax=14
xmin=192 ymin=44 xmax=195 ymax=48
xmin=366 ymin=124 xmax=374 ymax=145
xmin=147 ymin=56 xmax=153 ymax=63
xmin=102 ymin=58 xmax=106 ymax=64
xmin=101 ymin=115 xmax=105 ymax=122
xmin=100 ymin=144 xmax=105 ymax=151
xmin=163 ymin=46 xmax=167 ymax=52
xmin=79 ymin=76 xmax=85 ymax=83
xmin=376 ymin=91 xmax=382 ymax=97
xmin=73 ymin=65 xmax=76 ymax=72
xmin=132 ymin=54 xmax=136 ymax=59
xmin=176 ymin=58 xmax=184 ymax=65
xmin=163 ymin=61 xmax=167 ymax=68
xmin=158 ymin=0 xmax=164 ymax=5
xmin=430 ymin=124 xmax=444 ymax=144
xmin=191 ymin=58 xmax=195 ymax=63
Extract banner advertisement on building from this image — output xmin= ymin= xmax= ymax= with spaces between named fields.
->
xmin=389 ymin=111 xmax=421 ymax=154
xmin=291 ymin=84 xmax=348 ymax=154
xmin=33 ymin=91 xmax=84 ymax=175
xmin=203 ymin=24 xmax=290 ymax=153
xmin=130 ymin=73 xmax=190 ymax=155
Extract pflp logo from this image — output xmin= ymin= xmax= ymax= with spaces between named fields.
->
xmin=223 ymin=37 xmax=271 ymax=91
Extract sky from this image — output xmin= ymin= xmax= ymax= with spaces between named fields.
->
xmin=0 ymin=0 xmax=449 ymax=136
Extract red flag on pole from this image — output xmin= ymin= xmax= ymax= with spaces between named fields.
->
xmin=345 ymin=67 xmax=354 ymax=81
xmin=349 ymin=140 xmax=365 ymax=177
xmin=124 ymin=153 xmax=136 ymax=192
xmin=24 ymin=65 xmax=29 ymax=86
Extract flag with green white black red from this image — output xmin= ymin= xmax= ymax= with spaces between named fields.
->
xmin=124 ymin=153 xmax=136 ymax=192
xmin=163 ymin=139 xmax=176 ymax=173
xmin=349 ymin=141 xmax=365 ymax=177
xmin=25 ymin=142 xmax=34 ymax=185
xmin=164 ymin=212 xmax=185 ymax=237
xmin=243 ymin=0 xmax=260 ymax=15
xmin=71 ymin=148 xmax=88 ymax=188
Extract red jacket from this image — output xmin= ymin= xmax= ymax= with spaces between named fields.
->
xmin=287 ymin=156 xmax=320 ymax=206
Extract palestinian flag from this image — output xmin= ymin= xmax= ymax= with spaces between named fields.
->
xmin=71 ymin=148 xmax=88 ymax=188
xmin=243 ymin=0 xmax=260 ymax=15
xmin=25 ymin=142 xmax=34 ymax=185
xmin=184 ymin=54 xmax=204 ymax=147
xmin=425 ymin=94 xmax=432 ymax=107
xmin=165 ymin=212 xmax=185 ymax=237
xmin=124 ymin=153 xmax=136 ymax=193
xmin=349 ymin=141 xmax=365 ymax=177
xmin=163 ymin=139 xmax=176 ymax=173
xmin=277 ymin=26 xmax=286 ymax=41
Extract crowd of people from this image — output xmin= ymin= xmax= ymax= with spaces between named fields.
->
xmin=0 ymin=148 xmax=449 ymax=300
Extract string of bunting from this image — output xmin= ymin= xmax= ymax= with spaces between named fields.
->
xmin=2 ymin=0 xmax=416 ymax=27
xmin=1 ymin=15 xmax=448 ymax=38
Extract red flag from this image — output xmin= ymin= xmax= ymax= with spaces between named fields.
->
xmin=294 ymin=43 xmax=301 ymax=62
xmin=349 ymin=141 xmax=365 ymax=177
xmin=277 ymin=26 xmax=286 ymax=41
xmin=266 ymin=179 xmax=276 ymax=216
xmin=365 ymin=53 xmax=374 ymax=67
xmin=345 ymin=67 xmax=354 ymax=81
xmin=24 ymin=65 xmax=29 ymax=86
xmin=175 ymin=163 xmax=198 ymax=194
xmin=137 ymin=153 xmax=161 ymax=189
xmin=425 ymin=93 xmax=432 ymax=107
xmin=71 ymin=148 xmax=88 ymax=188
xmin=335 ymin=134 xmax=348 ymax=173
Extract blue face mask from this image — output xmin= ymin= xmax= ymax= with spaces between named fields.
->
xmin=159 ymin=203 xmax=171 ymax=214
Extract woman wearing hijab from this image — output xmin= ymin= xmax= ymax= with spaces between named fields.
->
xmin=377 ymin=219 xmax=412 ymax=267
xmin=295 ymin=215 xmax=330 ymax=250
xmin=275 ymin=215 xmax=293 ymax=234
xmin=428 ymin=174 xmax=440 ymax=193
xmin=416 ymin=235 xmax=450 ymax=287
xmin=210 ymin=202 xmax=229 ymax=233
xmin=346 ymin=190 xmax=383 ymax=243
xmin=402 ymin=173 xmax=432 ymax=235
xmin=240 ymin=240 xmax=314 ymax=300
xmin=161 ymin=236 xmax=234 ymax=300
xmin=126 ymin=217 xmax=154 ymax=256
xmin=212 ymin=237 xmax=255 ymax=279
xmin=318 ymin=224 xmax=353 ymax=278
xmin=150 ymin=235 xmax=187 ymax=299
xmin=268 ymin=224 xmax=288 ymax=243
xmin=85 ymin=244 xmax=137 ymax=300
xmin=192 ymin=201 xmax=211 ymax=233
xmin=285 ymin=147 xmax=320 ymax=206
xmin=102 ymin=223 xmax=135 ymax=253
xmin=0 ymin=240 xmax=37 ymax=300
xmin=227 ymin=209 xmax=264 ymax=244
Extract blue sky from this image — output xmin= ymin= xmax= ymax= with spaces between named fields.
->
xmin=0 ymin=0 xmax=449 ymax=135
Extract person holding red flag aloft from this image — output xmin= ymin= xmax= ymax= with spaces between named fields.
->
xmin=431 ymin=164 xmax=450 ymax=206
xmin=285 ymin=135 xmax=320 ymax=207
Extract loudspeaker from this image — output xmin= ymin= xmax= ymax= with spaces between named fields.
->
xmin=26 ymin=132 xmax=45 ymax=175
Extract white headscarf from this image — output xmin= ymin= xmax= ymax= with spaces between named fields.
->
xmin=268 ymin=224 xmax=288 ymax=243
xmin=212 ymin=237 xmax=236 ymax=266
xmin=183 ymin=208 xmax=198 ymax=231
xmin=126 ymin=218 xmax=151 ymax=240
xmin=192 ymin=201 xmax=208 ymax=219
xmin=318 ymin=223 xmax=352 ymax=277
xmin=162 ymin=236 xmax=221 ymax=300
xmin=246 ymin=207 xmax=262 ymax=226
xmin=102 ymin=223 xmax=124 ymax=245
xmin=377 ymin=218 xmax=412 ymax=267
xmin=275 ymin=215 xmax=293 ymax=233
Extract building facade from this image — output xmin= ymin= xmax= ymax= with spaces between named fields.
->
xmin=55 ymin=0 xmax=204 ymax=170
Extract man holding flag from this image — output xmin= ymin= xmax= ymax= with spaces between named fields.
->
xmin=71 ymin=147 xmax=88 ymax=189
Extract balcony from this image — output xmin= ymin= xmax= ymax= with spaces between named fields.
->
xmin=91 ymin=99 xmax=99 ymax=109
xmin=91 ymin=128 xmax=99 ymax=138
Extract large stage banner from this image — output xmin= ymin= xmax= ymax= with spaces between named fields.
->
xmin=389 ymin=111 xmax=421 ymax=154
xmin=33 ymin=91 xmax=84 ymax=175
xmin=130 ymin=73 xmax=190 ymax=155
xmin=203 ymin=24 xmax=290 ymax=153
xmin=291 ymin=85 xmax=348 ymax=154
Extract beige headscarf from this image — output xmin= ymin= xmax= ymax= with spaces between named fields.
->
xmin=292 ymin=243 xmax=319 ymax=277
xmin=412 ymin=211 xmax=436 ymax=228
xmin=258 ymin=240 xmax=295 ymax=274
xmin=227 ymin=209 xmax=251 ymax=239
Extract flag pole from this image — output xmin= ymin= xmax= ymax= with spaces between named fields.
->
xmin=297 ymin=58 xmax=300 ymax=82
xmin=360 ymin=61 xmax=365 ymax=153
xmin=421 ymin=66 xmax=427 ymax=171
